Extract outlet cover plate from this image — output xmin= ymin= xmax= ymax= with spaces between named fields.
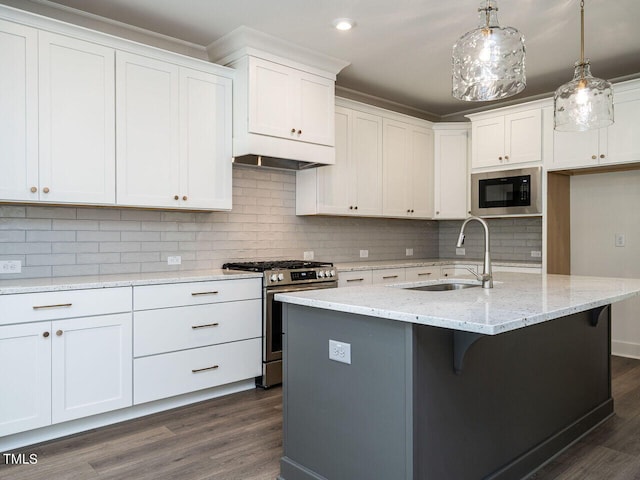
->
xmin=0 ymin=260 xmax=21 ymax=274
xmin=167 ymin=256 xmax=181 ymax=265
xmin=303 ymin=251 xmax=314 ymax=260
xmin=530 ymin=251 xmax=542 ymax=258
xmin=406 ymin=248 xmax=413 ymax=256
xmin=359 ymin=249 xmax=369 ymax=258
xmin=329 ymin=339 xmax=351 ymax=364
xmin=456 ymin=247 xmax=466 ymax=256
xmin=615 ymin=233 xmax=625 ymax=247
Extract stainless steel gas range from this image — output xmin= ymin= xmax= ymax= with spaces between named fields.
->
xmin=222 ymin=260 xmax=338 ymax=388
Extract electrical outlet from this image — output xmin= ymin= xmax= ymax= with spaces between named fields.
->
xmin=329 ymin=339 xmax=351 ymax=365
xmin=0 ymin=260 xmax=21 ymax=274
xmin=530 ymin=251 xmax=542 ymax=258
xmin=360 ymin=249 xmax=369 ymax=258
xmin=456 ymin=247 xmax=466 ymax=256
xmin=304 ymin=251 xmax=314 ymax=260
xmin=406 ymin=248 xmax=413 ymax=256
xmin=615 ymin=233 xmax=626 ymax=247
xmin=167 ymin=256 xmax=181 ymax=265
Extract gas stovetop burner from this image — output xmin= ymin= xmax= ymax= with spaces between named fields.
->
xmin=222 ymin=260 xmax=333 ymax=272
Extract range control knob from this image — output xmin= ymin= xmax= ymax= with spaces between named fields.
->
xmin=324 ymin=270 xmax=331 ymax=278
xmin=318 ymin=271 xmax=325 ymax=278
xmin=330 ymin=270 xmax=336 ymax=277
xmin=277 ymin=273 xmax=284 ymax=281
xmin=270 ymin=274 xmax=278 ymax=282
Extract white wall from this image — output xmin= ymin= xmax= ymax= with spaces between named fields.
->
xmin=571 ymin=170 xmax=640 ymax=358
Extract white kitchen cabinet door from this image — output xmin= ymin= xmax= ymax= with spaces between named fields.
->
xmin=315 ymin=107 xmax=382 ymax=216
xmin=471 ymin=116 xmax=504 ymax=169
xmin=38 ymin=31 xmax=115 ymax=204
xmin=604 ymin=87 xmax=640 ymax=165
xmin=338 ymin=270 xmax=373 ymax=288
xmin=0 ymin=322 xmax=52 ymax=437
xmin=409 ymin=126 xmax=434 ymax=218
xmin=116 ymin=51 xmax=181 ymax=208
xmin=371 ymin=268 xmax=406 ymax=285
xmin=248 ymin=57 xmax=334 ymax=147
xmin=383 ymin=119 xmax=433 ymax=218
xmin=405 ymin=266 xmax=440 ymax=282
xmin=0 ymin=20 xmax=38 ymax=202
xmin=180 ymin=67 xmax=232 ymax=210
xmin=51 ymin=313 xmax=132 ymax=423
xmin=434 ymin=128 xmax=469 ymax=219
xmin=552 ymin=129 xmax=601 ymax=169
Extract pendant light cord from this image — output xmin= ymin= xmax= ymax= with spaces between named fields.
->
xmin=580 ymin=0 xmax=585 ymax=65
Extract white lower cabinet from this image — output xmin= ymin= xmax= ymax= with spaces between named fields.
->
xmin=337 ymin=270 xmax=373 ymax=288
xmin=371 ymin=268 xmax=406 ymax=285
xmin=0 ymin=287 xmax=132 ymax=437
xmin=132 ymin=278 xmax=262 ymax=405
xmin=0 ymin=322 xmax=51 ymax=437
xmin=405 ymin=266 xmax=440 ymax=282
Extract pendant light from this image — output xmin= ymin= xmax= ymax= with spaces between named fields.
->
xmin=554 ymin=0 xmax=614 ymax=131
xmin=452 ymin=0 xmax=526 ymax=102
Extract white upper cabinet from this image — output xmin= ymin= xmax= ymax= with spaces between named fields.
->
xmin=249 ymin=57 xmax=334 ymax=147
xmin=116 ymin=52 xmax=232 ymax=209
xmin=296 ymin=104 xmax=383 ymax=216
xmin=0 ymin=22 xmax=115 ymax=205
xmin=469 ymin=105 xmax=545 ymax=170
xmin=551 ymin=81 xmax=640 ymax=170
xmin=0 ymin=20 xmax=38 ymax=202
xmin=383 ymin=119 xmax=434 ymax=218
xmin=39 ymin=32 xmax=115 ymax=204
xmin=433 ymin=125 xmax=469 ymax=219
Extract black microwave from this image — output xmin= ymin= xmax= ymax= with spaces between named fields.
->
xmin=471 ymin=167 xmax=542 ymax=216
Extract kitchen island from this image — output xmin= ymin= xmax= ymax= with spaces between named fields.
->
xmin=275 ymin=273 xmax=640 ymax=480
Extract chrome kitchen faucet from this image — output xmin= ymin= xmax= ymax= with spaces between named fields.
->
xmin=456 ymin=216 xmax=493 ymax=289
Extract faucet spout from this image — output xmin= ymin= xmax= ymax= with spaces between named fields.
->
xmin=456 ymin=216 xmax=493 ymax=289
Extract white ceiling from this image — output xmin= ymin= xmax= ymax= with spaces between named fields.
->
xmin=23 ymin=0 xmax=640 ymax=118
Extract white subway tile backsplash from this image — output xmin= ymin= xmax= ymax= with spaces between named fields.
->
xmin=76 ymin=253 xmax=121 ymax=264
xmin=26 ymin=253 xmax=76 ymax=266
xmin=26 ymin=231 xmax=75 ymax=242
xmin=26 ymin=206 xmax=76 ymax=219
xmin=52 ymin=265 xmax=99 ymax=277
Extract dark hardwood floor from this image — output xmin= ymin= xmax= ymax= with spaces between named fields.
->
xmin=2 ymin=356 xmax=640 ymax=480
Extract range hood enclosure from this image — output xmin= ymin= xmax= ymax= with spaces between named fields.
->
xmin=207 ymin=27 xmax=350 ymax=169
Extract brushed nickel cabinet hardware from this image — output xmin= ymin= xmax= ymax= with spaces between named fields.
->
xmin=33 ymin=303 xmax=72 ymax=310
xmin=43 ymin=331 xmax=50 ymax=338
xmin=182 ymin=195 xmax=188 ymax=201
xmin=600 ymin=154 xmax=605 ymax=158
xmin=417 ymin=272 xmax=432 ymax=276
xmin=498 ymin=156 xmax=503 ymax=161
xmin=30 ymin=186 xmax=37 ymax=193
xmin=56 ymin=330 xmax=63 ymax=336
xmin=191 ymin=322 xmax=220 ymax=329
xmin=291 ymin=128 xmax=296 ymax=133
xmin=174 ymin=195 xmax=179 ymax=200
xmin=382 ymin=275 xmax=398 ymax=279
xmin=192 ymin=365 xmax=219 ymax=373
xmin=505 ymin=155 xmax=509 ymax=160
xmin=346 ymin=278 xmax=364 ymax=282
xmin=592 ymin=155 xmax=597 ymax=159
xmin=191 ymin=291 xmax=219 ymax=296
xmin=43 ymin=187 xmax=50 ymax=193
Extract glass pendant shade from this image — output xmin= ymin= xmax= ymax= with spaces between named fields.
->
xmin=553 ymin=1 xmax=614 ymax=132
xmin=452 ymin=0 xmax=526 ymax=102
xmin=554 ymin=61 xmax=614 ymax=131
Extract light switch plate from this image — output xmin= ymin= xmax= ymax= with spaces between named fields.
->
xmin=615 ymin=233 xmax=626 ymax=247
xmin=329 ymin=339 xmax=351 ymax=364
xmin=456 ymin=247 xmax=466 ymax=256
xmin=406 ymin=248 xmax=413 ymax=256
xmin=360 ymin=249 xmax=369 ymax=258
xmin=304 ymin=251 xmax=314 ymax=260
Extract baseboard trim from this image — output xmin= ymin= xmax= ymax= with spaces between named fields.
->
xmin=612 ymin=341 xmax=640 ymax=359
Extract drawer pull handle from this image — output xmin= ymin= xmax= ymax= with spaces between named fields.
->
xmin=192 ymin=365 xmax=219 ymax=373
xmin=382 ymin=275 xmax=399 ymax=279
xmin=191 ymin=322 xmax=220 ymax=329
xmin=191 ymin=291 xmax=219 ymax=296
xmin=417 ymin=272 xmax=432 ymax=276
xmin=346 ymin=278 xmax=364 ymax=282
xmin=32 ymin=303 xmax=72 ymax=310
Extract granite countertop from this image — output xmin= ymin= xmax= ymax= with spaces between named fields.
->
xmin=275 ymin=272 xmax=640 ymax=335
xmin=0 ymin=269 xmax=263 ymax=295
xmin=335 ymin=259 xmax=542 ymax=271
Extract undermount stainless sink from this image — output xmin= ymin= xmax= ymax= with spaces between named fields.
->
xmin=404 ymin=282 xmax=481 ymax=291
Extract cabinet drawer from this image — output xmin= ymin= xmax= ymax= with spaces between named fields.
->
xmin=338 ymin=270 xmax=373 ymax=288
xmin=405 ymin=266 xmax=439 ymax=282
xmin=133 ymin=337 xmax=261 ymax=404
xmin=0 ymin=287 xmax=131 ymax=325
xmin=133 ymin=278 xmax=261 ymax=310
xmin=134 ymin=299 xmax=261 ymax=357
xmin=371 ymin=268 xmax=406 ymax=285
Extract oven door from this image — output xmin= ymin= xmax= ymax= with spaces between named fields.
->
xmin=265 ymin=282 xmax=338 ymax=363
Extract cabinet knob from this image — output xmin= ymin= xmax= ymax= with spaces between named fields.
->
xmin=600 ymin=154 xmax=605 ymax=159
xmin=349 ymin=206 xmax=353 ymax=210
xmin=182 ymin=195 xmax=188 ymax=201
xmin=291 ymin=128 xmax=296 ymax=133
xmin=43 ymin=331 xmax=50 ymax=338
xmin=498 ymin=156 xmax=503 ymax=161
xmin=411 ymin=209 xmax=414 ymax=213
xmin=56 ymin=330 xmax=63 ymax=336
xmin=174 ymin=195 xmax=179 ymax=200
xmin=354 ymin=206 xmax=358 ymax=210
xmin=407 ymin=209 xmax=411 ymax=213
xmin=592 ymin=155 xmax=597 ymax=160
xmin=297 ymin=129 xmax=302 ymax=135
xmin=43 ymin=187 xmax=50 ymax=194
xmin=505 ymin=155 xmax=509 ymax=160
xmin=31 ymin=186 xmax=38 ymax=193
xmin=436 ymin=211 xmax=440 ymax=215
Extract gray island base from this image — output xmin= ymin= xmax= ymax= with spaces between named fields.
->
xmin=279 ymin=303 xmax=612 ymax=480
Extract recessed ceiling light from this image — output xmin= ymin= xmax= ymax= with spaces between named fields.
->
xmin=332 ymin=18 xmax=355 ymax=31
